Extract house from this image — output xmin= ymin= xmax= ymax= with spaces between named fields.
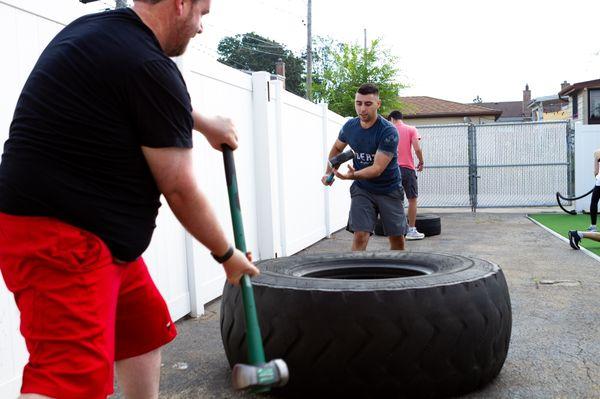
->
xmin=558 ymin=78 xmax=600 ymax=125
xmin=476 ymin=84 xmax=532 ymax=122
xmin=399 ymin=96 xmax=501 ymax=126
xmin=528 ymin=94 xmax=569 ymax=121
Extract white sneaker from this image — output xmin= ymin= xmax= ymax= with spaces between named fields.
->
xmin=587 ymin=225 xmax=597 ymax=232
xmin=406 ymin=229 xmax=425 ymax=240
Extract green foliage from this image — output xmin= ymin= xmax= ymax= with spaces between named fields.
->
xmin=217 ymin=32 xmax=305 ymax=97
xmin=311 ymin=39 xmax=405 ymax=117
xmin=307 ymin=36 xmax=343 ymax=90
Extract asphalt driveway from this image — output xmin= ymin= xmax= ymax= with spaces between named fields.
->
xmin=114 ymin=211 xmax=600 ymax=398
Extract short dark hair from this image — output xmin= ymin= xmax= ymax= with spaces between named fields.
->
xmin=388 ymin=110 xmax=403 ymax=121
xmin=356 ymin=83 xmax=379 ymax=96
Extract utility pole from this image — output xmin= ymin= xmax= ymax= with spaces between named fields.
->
xmin=305 ymin=0 xmax=312 ymax=101
xmin=363 ymin=28 xmax=368 ymax=70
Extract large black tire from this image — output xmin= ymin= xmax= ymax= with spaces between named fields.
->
xmin=374 ymin=214 xmax=442 ymax=237
xmin=221 ymin=252 xmax=512 ymax=399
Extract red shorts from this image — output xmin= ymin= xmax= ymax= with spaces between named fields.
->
xmin=0 ymin=213 xmax=177 ymax=399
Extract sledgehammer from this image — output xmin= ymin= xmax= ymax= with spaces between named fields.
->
xmin=325 ymin=149 xmax=355 ymax=184
xmin=222 ymin=145 xmax=289 ymax=392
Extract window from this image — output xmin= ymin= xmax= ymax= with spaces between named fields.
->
xmin=572 ymin=95 xmax=578 ymax=118
xmin=589 ymin=89 xmax=600 ymax=124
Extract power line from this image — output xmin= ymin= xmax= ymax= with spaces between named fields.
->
xmin=204 ymin=1 xmax=306 ymax=52
xmin=196 ymin=38 xmax=288 ymax=58
xmin=222 ymin=44 xmax=287 ymax=58
xmin=190 ymin=43 xmax=252 ymax=71
xmin=205 ymin=22 xmax=291 ymax=49
xmin=191 ymin=41 xmax=293 ymax=75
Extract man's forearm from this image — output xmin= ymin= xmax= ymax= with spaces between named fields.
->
xmin=415 ymin=149 xmax=424 ymax=164
xmin=164 ymin=186 xmax=230 ymax=256
xmin=353 ymin=165 xmax=384 ymax=180
xmin=325 ymin=147 xmax=342 ymax=174
xmin=192 ymin=109 xmax=205 ymax=132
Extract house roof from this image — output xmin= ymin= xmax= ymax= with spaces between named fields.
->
xmin=527 ymin=95 xmax=568 ymax=108
xmin=558 ymin=78 xmax=600 ymax=96
xmin=477 ymin=101 xmax=524 ymax=118
xmin=400 ymin=96 xmax=501 ymax=119
xmin=530 ymin=95 xmax=567 ymax=103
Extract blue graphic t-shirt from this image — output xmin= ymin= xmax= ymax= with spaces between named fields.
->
xmin=338 ymin=115 xmax=401 ymax=194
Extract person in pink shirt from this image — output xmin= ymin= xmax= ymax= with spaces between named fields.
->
xmin=388 ymin=110 xmax=425 ymax=240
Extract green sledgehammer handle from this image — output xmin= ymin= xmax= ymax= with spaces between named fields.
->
xmin=222 ymin=145 xmax=267 ymax=368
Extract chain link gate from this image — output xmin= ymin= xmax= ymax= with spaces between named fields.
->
xmin=415 ymin=121 xmax=573 ymax=211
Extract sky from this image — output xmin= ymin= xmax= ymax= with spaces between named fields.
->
xmin=190 ymin=0 xmax=600 ymax=104
xmin=80 ymin=0 xmax=600 ymax=104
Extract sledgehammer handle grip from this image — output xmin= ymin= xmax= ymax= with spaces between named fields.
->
xmin=222 ymin=145 xmax=267 ymax=367
xmin=325 ymin=172 xmax=335 ymax=184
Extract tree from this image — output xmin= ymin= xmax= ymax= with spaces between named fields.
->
xmin=308 ymin=36 xmax=344 ymax=88
xmin=311 ymin=39 xmax=405 ymax=117
xmin=217 ymin=32 xmax=305 ymax=97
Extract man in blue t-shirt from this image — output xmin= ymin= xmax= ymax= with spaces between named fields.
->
xmin=321 ymin=83 xmax=407 ymax=250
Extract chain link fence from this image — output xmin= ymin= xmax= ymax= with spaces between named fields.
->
xmin=417 ymin=124 xmax=470 ymax=207
xmin=415 ymin=121 xmax=572 ymax=210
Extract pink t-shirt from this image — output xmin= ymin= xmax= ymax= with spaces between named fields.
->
xmin=394 ymin=120 xmax=420 ymax=170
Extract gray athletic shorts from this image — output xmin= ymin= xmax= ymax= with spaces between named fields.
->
xmin=347 ymin=183 xmax=408 ymax=237
xmin=400 ymin=167 xmax=418 ymax=199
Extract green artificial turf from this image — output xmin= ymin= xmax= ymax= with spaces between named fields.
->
xmin=529 ymin=213 xmax=600 ymax=255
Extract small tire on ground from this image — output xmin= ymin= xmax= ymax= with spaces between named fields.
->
xmin=415 ymin=214 xmax=441 ymax=236
xmin=374 ymin=214 xmax=441 ymax=237
xmin=221 ymin=252 xmax=512 ymax=398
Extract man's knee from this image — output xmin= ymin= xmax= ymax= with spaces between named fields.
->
xmin=389 ymin=235 xmax=405 ymax=250
xmin=354 ymin=231 xmax=370 ymax=243
xmin=352 ymin=231 xmax=370 ymax=249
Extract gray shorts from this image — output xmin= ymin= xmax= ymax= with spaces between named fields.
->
xmin=347 ymin=183 xmax=408 ymax=237
xmin=400 ymin=167 xmax=418 ymax=199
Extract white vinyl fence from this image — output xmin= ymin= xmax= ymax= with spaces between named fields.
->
xmin=574 ymin=123 xmax=600 ymax=212
xmin=0 ymin=2 xmax=350 ymax=395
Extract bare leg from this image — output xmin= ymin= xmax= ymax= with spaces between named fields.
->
xmin=352 ymin=231 xmax=370 ymax=251
xmin=407 ymin=198 xmax=418 ymax=228
xmin=582 ymin=232 xmax=600 ymax=242
xmin=20 ymin=395 xmax=54 ymax=399
xmin=590 ymin=187 xmax=600 ymax=226
xmin=388 ymin=236 xmax=405 ymax=250
xmin=116 ymin=348 xmax=162 ymax=399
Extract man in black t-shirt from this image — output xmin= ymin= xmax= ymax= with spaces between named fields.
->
xmin=0 ymin=1 xmax=258 ymax=398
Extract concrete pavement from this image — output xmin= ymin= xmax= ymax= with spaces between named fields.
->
xmin=113 ymin=211 xmax=600 ymax=398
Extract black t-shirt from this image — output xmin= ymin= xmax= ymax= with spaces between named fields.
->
xmin=0 ymin=8 xmax=193 ymax=261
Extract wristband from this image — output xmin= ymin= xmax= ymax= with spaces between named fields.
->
xmin=211 ymin=245 xmax=234 ymax=263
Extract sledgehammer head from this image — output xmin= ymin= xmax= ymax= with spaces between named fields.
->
xmin=325 ymin=149 xmax=355 ymax=184
xmin=232 ymin=359 xmax=289 ymax=390
xmin=329 ymin=149 xmax=355 ymax=169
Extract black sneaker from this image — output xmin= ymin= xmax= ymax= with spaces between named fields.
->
xmin=568 ymin=230 xmax=581 ymax=250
